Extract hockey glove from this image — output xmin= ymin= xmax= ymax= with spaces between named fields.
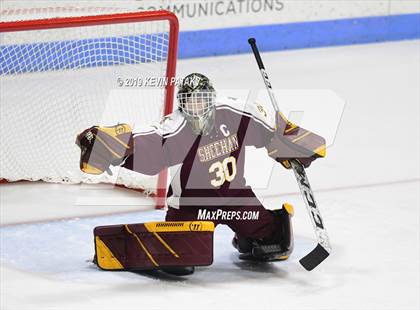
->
xmin=267 ymin=113 xmax=326 ymax=169
xmin=76 ymin=124 xmax=133 ymax=175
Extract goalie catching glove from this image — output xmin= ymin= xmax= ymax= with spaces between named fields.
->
xmin=75 ymin=124 xmax=133 ymax=175
xmin=267 ymin=112 xmax=326 ymax=169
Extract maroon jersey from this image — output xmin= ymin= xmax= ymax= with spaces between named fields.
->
xmin=123 ymin=97 xmax=276 ymax=207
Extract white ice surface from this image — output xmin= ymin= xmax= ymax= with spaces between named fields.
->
xmin=1 ymin=40 xmax=419 ymax=309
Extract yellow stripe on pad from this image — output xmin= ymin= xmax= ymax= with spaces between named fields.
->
xmin=313 ymin=145 xmax=326 ymax=157
xmin=292 ymin=131 xmax=311 ymax=143
xmin=278 ymin=112 xmax=288 ymax=123
xmin=95 ymin=236 xmax=124 ymax=270
xmin=94 ymin=134 xmax=124 ymax=159
xmin=97 ymin=124 xmax=132 ymax=148
xmin=283 ymin=202 xmax=295 ymax=217
xmin=124 ymin=225 xmax=159 ymax=267
xmin=81 ymin=163 xmax=103 ymax=175
xmin=153 ymin=232 xmax=179 ymax=258
xmin=144 ymin=221 xmax=214 ymax=233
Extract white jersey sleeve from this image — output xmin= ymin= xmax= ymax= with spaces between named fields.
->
xmin=216 ymin=96 xmax=276 ymax=132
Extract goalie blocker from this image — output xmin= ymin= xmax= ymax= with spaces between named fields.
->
xmin=94 ymin=221 xmax=214 ymax=272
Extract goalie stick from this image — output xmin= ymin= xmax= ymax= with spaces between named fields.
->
xmin=248 ymin=38 xmax=331 ymax=271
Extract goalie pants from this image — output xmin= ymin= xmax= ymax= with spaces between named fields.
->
xmin=165 ymin=199 xmax=277 ymax=240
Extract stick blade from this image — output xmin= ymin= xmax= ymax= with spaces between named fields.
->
xmin=299 ymin=244 xmax=330 ymax=271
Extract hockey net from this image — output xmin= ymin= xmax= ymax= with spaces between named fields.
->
xmin=0 ymin=8 xmax=178 ymax=203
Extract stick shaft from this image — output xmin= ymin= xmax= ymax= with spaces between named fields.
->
xmin=248 ymin=37 xmax=331 ymax=270
xmin=248 ymin=38 xmax=279 ymax=113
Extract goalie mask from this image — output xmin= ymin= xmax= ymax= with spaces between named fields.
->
xmin=177 ymin=73 xmax=216 ymax=135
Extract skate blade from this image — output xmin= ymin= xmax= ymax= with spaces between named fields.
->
xmin=238 ymin=251 xmax=290 ymax=262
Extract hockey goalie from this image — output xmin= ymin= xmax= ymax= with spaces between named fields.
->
xmin=76 ymin=73 xmax=326 ymax=276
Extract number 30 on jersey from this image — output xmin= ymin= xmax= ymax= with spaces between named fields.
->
xmin=209 ymin=156 xmax=237 ymax=187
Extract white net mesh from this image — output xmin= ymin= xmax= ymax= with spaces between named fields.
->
xmin=0 ymin=9 xmax=176 ymax=195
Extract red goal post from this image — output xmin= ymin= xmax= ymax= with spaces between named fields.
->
xmin=0 ymin=10 xmax=179 ymax=209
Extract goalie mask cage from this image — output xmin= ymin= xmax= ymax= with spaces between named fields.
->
xmin=0 ymin=10 xmax=179 ymax=208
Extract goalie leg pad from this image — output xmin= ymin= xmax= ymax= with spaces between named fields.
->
xmin=94 ymin=221 xmax=214 ymax=271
